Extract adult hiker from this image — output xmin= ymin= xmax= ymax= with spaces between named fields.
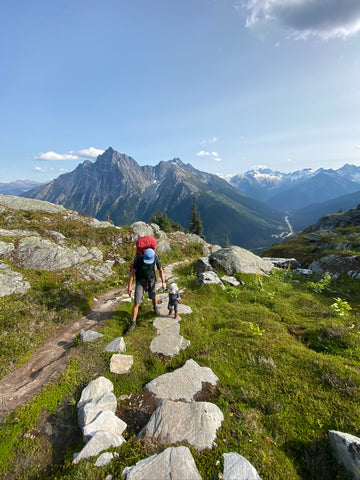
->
xmin=127 ymin=248 xmax=165 ymax=331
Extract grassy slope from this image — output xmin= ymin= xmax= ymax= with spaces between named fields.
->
xmin=1 ymin=259 xmax=359 ymax=480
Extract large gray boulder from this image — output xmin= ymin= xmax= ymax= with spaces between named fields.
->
xmin=223 ymin=452 xmax=262 ymax=480
xmin=0 ymin=241 xmax=15 ymax=256
xmin=145 ymin=359 xmax=218 ymax=402
xmin=0 ymin=194 xmax=68 ymax=213
xmin=77 ymin=376 xmax=114 ymax=409
xmin=209 ymin=247 xmax=274 ymax=275
xmin=0 ymin=261 xmax=31 ymax=298
xmin=196 ymin=271 xmax=225 ymax=289
xmin=122 ymin=446 xmax=202 ymax=480
xmin=83 ymin=410 xmax=127 ymax=442
xmin=196 ymin=256 xmax=214 ymax=275
xmin=13 ymin=236 xmax=104 ymax=271
xmin=72 ymin=430 xmax=125 ymax=464
xmin=78 ymin=392 xmax=118 ymax=429
xmin=329 ymin=430 xmax=360 ymax=479
xmin=139 ymin=399 xmax=224 ymax=451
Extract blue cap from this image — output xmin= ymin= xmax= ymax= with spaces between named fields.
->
xmin=143 ymin=248 xmax=155 ymax=264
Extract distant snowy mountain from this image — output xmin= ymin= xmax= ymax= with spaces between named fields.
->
xmin=223 ymin=165 xmax=360 ymax=210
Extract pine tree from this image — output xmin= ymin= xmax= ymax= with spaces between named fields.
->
xmin=189 ymin=197 xmax=204 ymax=237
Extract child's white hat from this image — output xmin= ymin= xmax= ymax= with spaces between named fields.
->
xmin=170 ymin=282 xmax=177 ymax=292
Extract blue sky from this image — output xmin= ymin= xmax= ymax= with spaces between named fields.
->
xmin=1 ymin=0 xmax=360 ymax=182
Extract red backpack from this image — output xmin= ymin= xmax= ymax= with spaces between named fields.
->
xmin=129 ymin=236 xmax=157 ymax=270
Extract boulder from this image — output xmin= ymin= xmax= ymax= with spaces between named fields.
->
xmin=78 ymin=392 xmax=117 ymax=429
xmin=309 ymin=255 xmax=360 ymax=279
xmin=149 ymin=334 xmax=190 ymax=358
xmin=221 ymin=275 xmax=241 ymax=286
xmin=109 ymin=354 xmax=133 ymax=374
xmin=262 ymin=257 xmax=301 ymax=270
xmin=328 ymin=430 xmax=360 ymax=480
xmin=80 ymin=330 xmax=104 ymax=343
xmin=0 ymin=261 xmax=31 ymax=298
xmin=72 ymin=430 xmax=125 ymax=464
xmin=196 ymin=271 xmax=225 ymax=289
xmin=122 ymin=446 xmax=202 ymax=480
xmin=223 ymin=452 xmax=261 ymax=480
xmin=209 ymin=247 xmax=274 ymax=276
xmin=104 ymin=337 xmax=126 ymax=353
xmin=77 ymin=260 xmax=114 ymax=282
xmin=0 ymin=241 xmax=15 ymax=256
xmin=139 ymin=399 xmax=224 ymax=451
xmin=83 ymin=410 xmax=127 ymax=442
xmin=13 ymin=236 xmax=105 ymax=271
xmin=94 ymin=452 xmax=117 ymax=467
xmin=196 ymin=256 xmax=214 ymax=274
xmin=0 ymin=194 xmax=68 ymax=213
xmin=77 ymin=376 xmax=114 ymax=409
xmin=145 ymin=359 xmax=219 ymax=402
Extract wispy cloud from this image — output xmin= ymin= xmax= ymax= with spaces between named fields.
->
xmin=33 ymin=166 xmax=68 ymax=173
xmin=196 ymin=150 xmax=222 ymax=162
xmin=243 ymin=0 xmax=360 ymax=39
xmin=200 ymin=137 xmax=218 ymax=145
xmin=34 ymin=147 xmax=104 ymax=162
xmin=35 ymin=151 xmax=78 ymax=161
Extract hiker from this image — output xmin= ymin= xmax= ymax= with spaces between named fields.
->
xmin=168 ymin=282 xmax=182 ymax=319
xmin=127 ymin=248 xmax=165 ymax=331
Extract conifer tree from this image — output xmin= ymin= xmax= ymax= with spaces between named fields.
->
xmin=189 ymin=197 xmax=204 ymax=237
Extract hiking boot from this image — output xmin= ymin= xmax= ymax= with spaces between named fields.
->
xmin=128 ymin=318 xmax=136 ymax=331
xmin=153 ymin=306 xmax=160 ymax=316
xmin=168 ymin=309 xmax=172 ymax=316
xmin=174 ymin=312 xmax=179 ymax=319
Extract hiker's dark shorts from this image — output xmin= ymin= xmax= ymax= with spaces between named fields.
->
xmin=134 ymin=278 xmax=156 ymax=304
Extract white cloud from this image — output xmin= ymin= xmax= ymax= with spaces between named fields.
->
xmin=35 ymin=151 xmax=78 ymax=161
xmin=196 ymin=150 xmax=222 ymax=162
xmin=200 ymin=137 xmax=218 ymax=145
xmin=33 ymin=166 xmax=68 ymax=173
xmin=243 ymin=0 xmax=360 ymax=39
xmin=34 ymin=147 xmax=104 ymax=162
xmin=77 ymin=147 xmax=104 ymax=158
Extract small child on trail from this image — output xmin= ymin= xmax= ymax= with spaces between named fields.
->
xmin=168 ymin=283 xmax=182 ymax=319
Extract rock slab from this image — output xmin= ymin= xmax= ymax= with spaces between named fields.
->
xmin=329 ymin=430 xmax=360 ymax=480
xmin=223 ymin=452 xmax=262 ymax=480
xmin=145 ymin=359 xmax=218 ymax=402
xmin=140 ymin=399 xmax=224 ymax=451
xmin=122 ymin=446 xmax=202 ymax=480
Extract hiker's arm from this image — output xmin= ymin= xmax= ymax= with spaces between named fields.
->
xmin=128 ymin=269 xmax=136 ymax=296
xmin=159 ymin=268 xmax=165 ymax=288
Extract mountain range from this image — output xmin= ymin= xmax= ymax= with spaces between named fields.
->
xmin=224 ymin=165 xmax=360 ymax=231
xmin=0 ymin=180 xmax=43 ymax=196
xmin=23 ymin=147 xmax=287 ymax=249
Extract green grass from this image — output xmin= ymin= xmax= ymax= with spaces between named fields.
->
xmin=1 ymin=206 xmax=360 ymax=479
xmin=1 ymin=262 xmax=359 ymax=480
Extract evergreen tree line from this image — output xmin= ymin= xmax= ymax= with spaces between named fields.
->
xmin=149 ymin=197 xmax=204 ymax=238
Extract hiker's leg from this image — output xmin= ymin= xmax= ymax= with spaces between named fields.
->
xmin=148 ymin=278 xmax=159 ymax=314
xmin=131 ymin=303 xmax=140 ymax=319
xmin=129 ymin=283 xmax=144 ymax=330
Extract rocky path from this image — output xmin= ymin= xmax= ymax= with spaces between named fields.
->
xmin=0 ymin=261 xmax=183 ymax=420
xmin=0 ymin=287 xmax=128 ymax=420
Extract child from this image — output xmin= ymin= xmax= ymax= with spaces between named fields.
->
xmin=168 ymin=282 xmax=182 ymax=319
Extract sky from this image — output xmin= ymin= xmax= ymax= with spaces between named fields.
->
xmin=1 ymin=0 xmax=360 ymax=183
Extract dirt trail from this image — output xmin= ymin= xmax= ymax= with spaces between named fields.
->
xmin=0 ymin=287 xmax=126 ymax=420
xmin=0 ymin=261 xmax=182 ymax=420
